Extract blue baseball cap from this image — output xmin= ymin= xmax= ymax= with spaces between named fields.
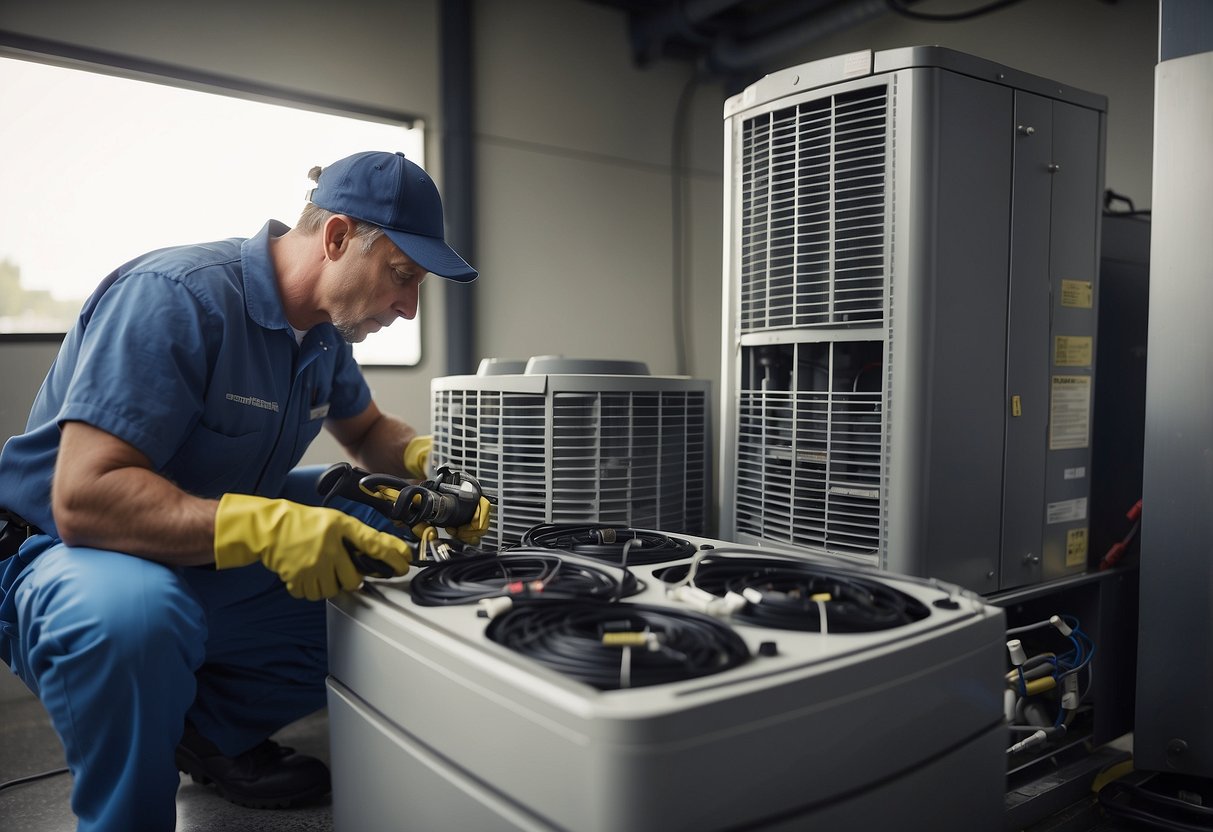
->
xmin=308 ymin=151 xmax=477 ymax=282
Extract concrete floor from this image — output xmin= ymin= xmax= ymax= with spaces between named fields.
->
xmin=0 ymin=667 xmax=333 ymax=831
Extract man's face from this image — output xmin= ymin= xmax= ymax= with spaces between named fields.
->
xmin=325 ymin=233 xmax=427 ymax=344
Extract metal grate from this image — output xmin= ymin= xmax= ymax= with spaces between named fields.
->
xmin=434 ymin=380 xmax=709 ymax=550
xmin=433 ymin=389 xmax=549 ymax=549
xmin=550 ymin=391 xmax=707 ymax=533
xmin=733 ymin=342 xmax=884 ymax=564
xmin=739 ymin=85 xmax=888 ymax=332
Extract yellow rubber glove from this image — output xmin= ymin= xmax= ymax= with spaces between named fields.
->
xmin=402 ymin=435 xmax=433 ymax=479
xmin=446 ymin=496 xmax=493 ymax=546
xmin=213 ymin=495 xmax=412 ymax=600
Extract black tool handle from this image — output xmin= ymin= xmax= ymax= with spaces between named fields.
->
xmin=343 ymin=538 xmax=397 ymax=579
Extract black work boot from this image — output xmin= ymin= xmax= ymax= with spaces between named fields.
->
xmin=175 ymin=721 xmax=331 ymax=809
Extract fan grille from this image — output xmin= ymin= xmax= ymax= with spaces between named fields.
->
xmin=434 ymin=380 xmax=709 ymax=549
xmin=734 ymin=341 xmax=885 ymax=565
xmin=739 ymin=84 xmax=888 ymax=331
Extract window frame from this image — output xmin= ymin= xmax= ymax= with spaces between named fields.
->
xmin=0 ymin=32 xmax=429 ymax=365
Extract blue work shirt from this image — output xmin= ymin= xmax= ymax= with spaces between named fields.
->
xmin=0 ymin=220 xmax=371 ymax=539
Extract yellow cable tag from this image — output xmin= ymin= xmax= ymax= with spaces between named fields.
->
xmin=809 ymin=592 xmax=832 ymax=602
xmin=602 ymin=632 xmax=649 ymax=647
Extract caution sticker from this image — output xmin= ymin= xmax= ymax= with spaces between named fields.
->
xmin=1060 ymin=280 xmax=1094 ymax=309
xmin=1047 ymin=497 xmax=1088 ymax=525
xmin=1050 ymin=375 xmax=1092 ymax=450
xmin=1065 ymin=527 xmax=1088 ymax=567
xmin=1054 ymin=335 xmax=1093 ymax=368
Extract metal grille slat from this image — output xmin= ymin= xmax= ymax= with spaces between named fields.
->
xmin=435 ymin=378 xmax=708 ymax=548
xmin=733 ymin=342 xmax=884 ymax=563
xmin=739 ymin=84 xmax=888 ymax=332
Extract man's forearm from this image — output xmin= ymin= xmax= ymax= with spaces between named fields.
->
xmin=350 ymin=414 xmax=416 ymax=476
xmin=54 ymin=421 xmax=218 ymax=565
xmin=329 ymin=404 xmax=417 ymax=477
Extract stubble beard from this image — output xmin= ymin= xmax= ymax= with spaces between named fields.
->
xmin=333 ymin=319 xmax=368 ymax=344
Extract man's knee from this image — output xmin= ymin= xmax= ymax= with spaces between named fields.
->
xmin=16 ymin=545 xmax=206 ymax=676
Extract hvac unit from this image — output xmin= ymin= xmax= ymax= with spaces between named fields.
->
xmin=719 ymin=47 xmax=1107 ymax=594
xmin=327 ymin=531 xmax=1007 ymax=831
xmin=432 ymin=357 xmax=710 ymax=549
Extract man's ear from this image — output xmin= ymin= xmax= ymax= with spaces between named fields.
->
xmin=322 ymin=215 xmax=355 ymax=261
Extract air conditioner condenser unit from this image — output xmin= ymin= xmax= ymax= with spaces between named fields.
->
xmin=433 ymin=356 xmax=711 ymax=549
xmin=719 ymin=47 xmax=1107 ymax=594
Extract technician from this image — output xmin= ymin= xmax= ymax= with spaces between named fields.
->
xmin=0 ymin=150 xmax=487 ymax=831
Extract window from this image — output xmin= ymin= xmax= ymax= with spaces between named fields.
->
xmin=0 ymin=55 xmax=424 ymax=365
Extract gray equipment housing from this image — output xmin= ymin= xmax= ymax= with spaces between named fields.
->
xmin=326 ymin=534 xmax=1007 ymax=831
xmin=718 ymin=46 xmax=1107 ymax=594
xmin=1136 ymin=42 xmax=1213 ymax=778
xmin=432 ymin=357 xmax=711 ymax=549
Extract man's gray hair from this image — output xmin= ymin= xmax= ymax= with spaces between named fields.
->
xmin=296 ymin=165 xmax=384 ymax=253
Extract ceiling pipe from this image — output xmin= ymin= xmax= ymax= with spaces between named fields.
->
xmin=734 ymin=0 xmax=846 ymax=39
xmin=707 ymin=0 xmax=891 ymax=73
xmin=625 ymin=0 xmax=891 ymax=74
xmin=629 ymin=5 xmax=716 ymax=65
xmin=681 ymin=0 xmax=750 ymax=23
xmin=439 ymin=0 xmax=478 ymax=376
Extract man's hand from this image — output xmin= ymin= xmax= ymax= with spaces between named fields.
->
xmin=402 ymin=435 xmax=433 ymax=479
xmin=213 ymin=495 xmax=412 ymax=600
xmin=446 ymin=496 xmax=492 ymax=547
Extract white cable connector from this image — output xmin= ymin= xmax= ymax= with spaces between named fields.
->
xmin=1061 ymin=673 xmax=1080 ymax=711
xmin=1007 ymin=729 xmax=1048 ymax=755
xmin=1050 ymin=615 xmax=1073 ymax=637
xmin=705 ymin=592 xmax=745 ymax=618
xmin=667 ymin=584 xmax=716 ymax=611
xmin=742 ymin=587 xmax=764 ymax=605
xmin=1006 ymin=639 xmax=1027 ymax=667
xmin=719 ymin=591 xmax=748 ymax=616
xmin=667 ymin=585 xmax=747 ymax=618
xmin=620 ymin=538 xmax=642 ymax=570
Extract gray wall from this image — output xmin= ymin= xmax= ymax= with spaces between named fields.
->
xmin=0 ymin=0 xmax=1159 ymax=486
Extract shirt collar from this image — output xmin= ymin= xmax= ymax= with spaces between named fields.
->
xmin=241 ymin=220 xmax=291 ymax=331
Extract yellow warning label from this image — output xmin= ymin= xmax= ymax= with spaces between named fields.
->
xmin=1011 ymin=395 xmax=1022 ymax=417
xmin=1066 ymin=527 xmax=1088 ymax=567
xmin=1055 ymin=335 xmax=1093 ymax=368
xmin=1050 ymin=375 xmax=1092 ymax=450
xmin=1060 ymin=280 xmax=1094 ymax=309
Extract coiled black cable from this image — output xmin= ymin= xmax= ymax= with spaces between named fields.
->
xmin=409 ymin=552 xmax=641 ymax=606
xmin=485 ymin=600 xmax=750 ymax=690
xmin=658 ymin=555 xmax=930 ymax=632
xmin=518 ymin=523 xmax=696 ymax=565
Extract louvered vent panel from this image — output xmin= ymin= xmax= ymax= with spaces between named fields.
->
xmin=739 ymin=85 xmax=888 ymax=332
xmin=434 ymin=371 xmax=709 ymax=549
xmin=734 ymin=342 xmax=883 ymax=564
xmin=550 ymin=390 xmax=708 ymax=533
xmin=433 ymin=389 xmax=548 ymax=550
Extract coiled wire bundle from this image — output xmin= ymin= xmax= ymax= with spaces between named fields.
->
xmin=485 ymin=601 xmax=751 ymax=690
xmin=519 ymin=523 xmax=696 ymax=565
xmin=409 ymin=552 xmax=641 ymax=606
xmin=660 ymin=554 xmax=930 ymax=632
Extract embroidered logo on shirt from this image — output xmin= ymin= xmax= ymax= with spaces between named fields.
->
xmin=226 ymin=392 xmax=280 ymax=413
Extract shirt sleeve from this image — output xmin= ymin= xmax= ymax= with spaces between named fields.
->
xmin=326 ymin=339 xmax=372 ymax=421
xmin=56 ymin=272 xmax=219 ymax=469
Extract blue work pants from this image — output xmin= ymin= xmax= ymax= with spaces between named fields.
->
xmin=0 ymin=465 xmax=393 ymax=832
